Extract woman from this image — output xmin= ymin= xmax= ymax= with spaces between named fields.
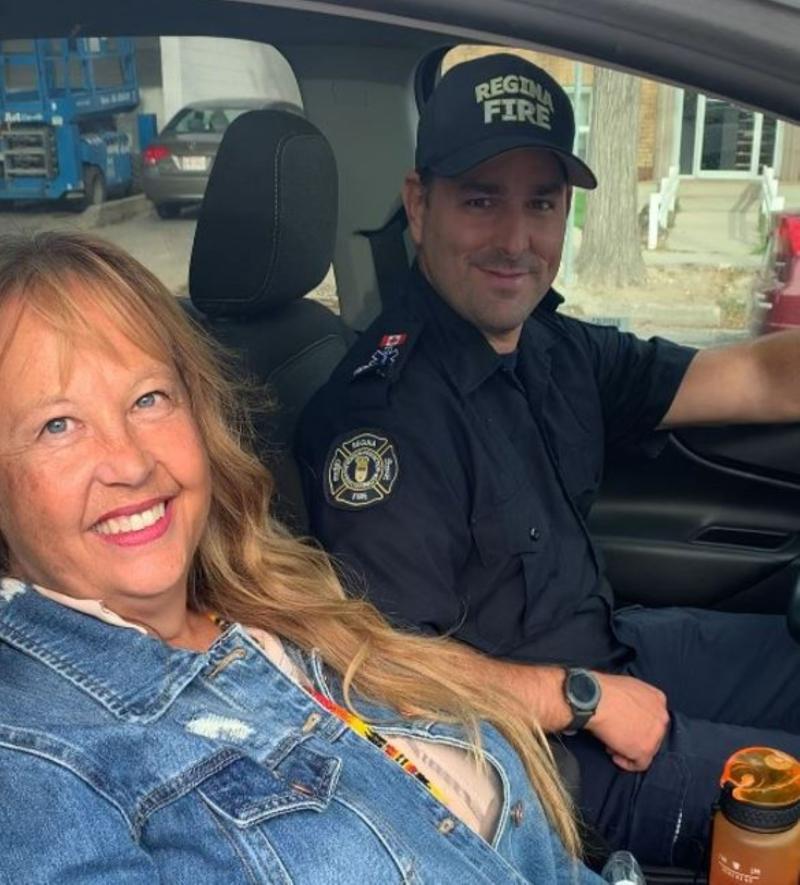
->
xmin=0 ymin=231 xmax=602 ymax=883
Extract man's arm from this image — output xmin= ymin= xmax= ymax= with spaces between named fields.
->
xmin=296 ymin=388 xmax=474 ymax=635
xmin=455 ymin=645 xmax=669 ymax=772
xmin=662 ymin=329 xmax=800 ymax=427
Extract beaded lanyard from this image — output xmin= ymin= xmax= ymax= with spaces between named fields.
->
xmin=308 ymin=687 xmax=447 ymax=803
xmin=206 ymin=612 xmax=447 ymax=804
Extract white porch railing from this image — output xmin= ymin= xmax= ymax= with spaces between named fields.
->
xmin=760 ymin=166 xmax=785 ymax=219
xmin=647 ymin=165 xmax=679 ymax=250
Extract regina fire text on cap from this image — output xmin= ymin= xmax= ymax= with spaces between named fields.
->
xmin=415 ymin=53 xmax=597 ymax=189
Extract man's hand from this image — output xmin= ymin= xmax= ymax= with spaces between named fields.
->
xmin=587 ymin=673 xmax=670 ymax=772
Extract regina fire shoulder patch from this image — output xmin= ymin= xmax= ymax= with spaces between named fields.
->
xmin=324 ymin=430 xmax=399 ymax=509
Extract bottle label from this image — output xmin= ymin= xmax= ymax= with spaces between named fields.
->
xmin=714 ymin=852 xmax=763 ymax=883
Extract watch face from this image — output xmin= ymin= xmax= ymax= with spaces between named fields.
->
xmin=568 ymin=671 xmax=600 ymax=710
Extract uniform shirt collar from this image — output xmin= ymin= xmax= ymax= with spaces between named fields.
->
xmin=407 ymin=263 xmax=563 ymax=394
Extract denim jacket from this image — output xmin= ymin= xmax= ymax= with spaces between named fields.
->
xmin=0 ymin=585 xmax=602 ymax=884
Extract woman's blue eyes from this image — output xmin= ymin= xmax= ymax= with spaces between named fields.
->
xmin=135 ymin=390 xmax=172 ymax=410
xmin=43 ymin=418 xmax=69 ymax=435
xmin=136 ymin=392 xmax=159 ymax=409
xmin=40 ymin=392 xmax=167 ymax=438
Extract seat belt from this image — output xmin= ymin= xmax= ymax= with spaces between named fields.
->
xmin=358 ymin=203 xmax=410 ymax=310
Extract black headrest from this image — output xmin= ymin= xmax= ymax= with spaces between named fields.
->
xmin=189 ymin=109 xmax=338 ymax=319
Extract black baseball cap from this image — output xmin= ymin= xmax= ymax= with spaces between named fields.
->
xmin=416 ymin=53 xmax=597 ymax=189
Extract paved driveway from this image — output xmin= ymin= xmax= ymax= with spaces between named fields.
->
xmin=0 ymin=198 xmax=197 ymax=294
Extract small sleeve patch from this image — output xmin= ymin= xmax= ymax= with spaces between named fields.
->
xmin=352 ymin=333 xmax=407 ymax=379
xmin=351 ymin=326 xmax=421 ymax=382
xmin=324 ymin=429 xmax=400 ymax=510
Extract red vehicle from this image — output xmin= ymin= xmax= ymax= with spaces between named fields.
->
xmin=751 ymin=212 xmax=800 ymax=334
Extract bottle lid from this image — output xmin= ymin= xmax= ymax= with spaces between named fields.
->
xmin=719 ymin=747 xmax=800 ymax=833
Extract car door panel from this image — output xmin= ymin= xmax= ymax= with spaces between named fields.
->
xmin=590 ymin=424 xmax=800 ymax=613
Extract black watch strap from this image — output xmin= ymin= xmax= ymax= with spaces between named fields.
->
xmin=565 ymin=706 xmax=593 ymax=734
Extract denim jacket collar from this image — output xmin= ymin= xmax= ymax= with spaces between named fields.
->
xmin=0 ymin=581 xmax=240 ymax=723
xmin=0 ymin=580 xmax=492 ymax=752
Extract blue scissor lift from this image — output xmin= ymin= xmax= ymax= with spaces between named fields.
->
xmin=0 ymin=37 xmax=139 ymax=209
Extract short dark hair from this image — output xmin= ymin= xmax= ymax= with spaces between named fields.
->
xmin=418 ymin=168 xmax=434 ymax=189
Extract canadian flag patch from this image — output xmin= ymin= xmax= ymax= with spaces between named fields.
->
xmin=379 ymin=333 xmax=407 ymax=348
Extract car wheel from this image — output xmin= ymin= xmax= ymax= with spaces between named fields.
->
xmin=67 ymin=166 xmax=106 ymax=213
xmin=156 ymin=202 xmax=180 ymax=219
xmin=129 ymin=154 xmax=143 ymax=195
xmin=83 ymin=166 xmax=107 ymax=208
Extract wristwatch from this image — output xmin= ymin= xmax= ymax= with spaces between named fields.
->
xmin=562 ymin=668 xmax=602 ymax=735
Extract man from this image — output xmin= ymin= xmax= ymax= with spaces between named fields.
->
xmin=295 ymin=53 xmax=800 ymax=867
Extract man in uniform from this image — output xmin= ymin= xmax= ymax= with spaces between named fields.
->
xmin=296 ymin=53 xmax=800 ymax=866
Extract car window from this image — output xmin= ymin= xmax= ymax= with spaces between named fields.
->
xmin=441 ymin=45 xmax=800 ymax=347
xmin=0 ymin=35 xmax=337 ymax=313
xmin=1 ymin=31 xmax=797 ymax=339
xmin=165 ymin=106 xmax=253 ymax=135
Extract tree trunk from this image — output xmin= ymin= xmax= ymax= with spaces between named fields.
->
xmin=575 ymin=67 xmax=646 ymax=288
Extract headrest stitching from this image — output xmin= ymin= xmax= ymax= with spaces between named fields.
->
xmin=254 ymin=130 xmax=296 ymax=303
xmin=257 ymin=130 xmax=321 ymax=308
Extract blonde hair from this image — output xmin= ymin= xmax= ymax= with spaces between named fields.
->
xmin=0 ymin=231 xmax=579 ymax=854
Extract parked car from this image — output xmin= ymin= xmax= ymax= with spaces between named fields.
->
xmin=141 ymin=97 xmax=300 ymax=218
xmin=751 ymin=212 xmax=800 ymax=334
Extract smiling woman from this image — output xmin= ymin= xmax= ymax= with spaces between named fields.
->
xmin=0 ymin=231 xmax=604 ymax=883
xmin=0 ymin=300 xmax=212 ymax=638
xmin=0 ymin=236 xmax=217 ymax=645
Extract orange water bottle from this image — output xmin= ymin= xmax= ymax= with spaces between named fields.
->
xmin=709 ymin=747 xmax=800 ymax=885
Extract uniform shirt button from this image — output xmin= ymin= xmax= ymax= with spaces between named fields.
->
xmin=529 ymin=527 xmax=540 ymax=542
xmin=510 ymin=801 xmax=525 ymax=827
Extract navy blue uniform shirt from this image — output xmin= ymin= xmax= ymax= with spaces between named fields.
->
xmin=296 ymin=266 xmax=696 ymax=670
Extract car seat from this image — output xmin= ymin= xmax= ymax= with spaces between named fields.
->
xmin=208 ymin=108 xmax=228 ymax=133
xmin=187 ymin=108 xmax=354 ymax=530
xmin=186 ymin=112 xmax=207 ymax=133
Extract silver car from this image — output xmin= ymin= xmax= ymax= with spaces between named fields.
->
xmin=141 ymin=98 xmax=299 ymax=218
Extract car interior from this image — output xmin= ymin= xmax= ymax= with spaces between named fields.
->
xmin=186 ymin=106 xmax=353 ymax=530
xmin=5 ymin=1 xmax=800 ymax=881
